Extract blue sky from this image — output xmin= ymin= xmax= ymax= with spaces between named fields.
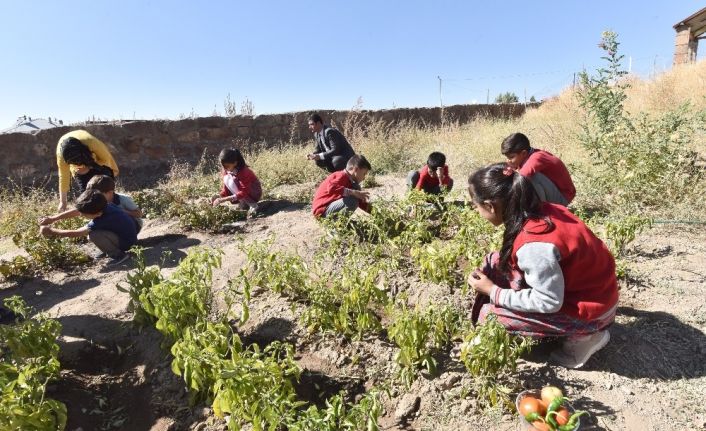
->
xmin=1 ymin=1 xmax=703 ymax=127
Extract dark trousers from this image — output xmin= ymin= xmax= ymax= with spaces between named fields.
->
xmin=316 ymin=155 xmax=349 ymax=173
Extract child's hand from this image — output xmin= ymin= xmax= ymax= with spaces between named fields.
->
xmin=39 ymin=226 xmax=54 ymax=237
xmin=436 ymin=167 xmax=444 ymax=178
xmin=211 ymin=197 xmax=221 ymax=206
xmin=467 ymin=270 xmax=493 ymax=296
xmin=306 ymin=153 xmax=318 ymax=160
xmin=39 ymin=216 xmax=55 ymax=226
xmin=353 ymin=190 xmax=370 ymax=202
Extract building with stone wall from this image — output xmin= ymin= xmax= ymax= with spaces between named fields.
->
xmin=673 ymin=7 xmax=706 ymax=65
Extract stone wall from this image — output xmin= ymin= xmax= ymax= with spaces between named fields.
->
xmin=0 ymin=103 xmax=538 ymax=190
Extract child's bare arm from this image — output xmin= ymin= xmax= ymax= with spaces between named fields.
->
xmin=40 ymin=209 xmax=80 ymax=225
xmin=212 ymin=195 xmax=237 ymax=206
xmin=39 ymin=225 xmax=89 ymax=238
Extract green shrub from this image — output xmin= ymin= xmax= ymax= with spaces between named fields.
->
xmin=577 ymin=31 xmax=706 ymax=213
xmin=0 ymin=296 xmax=67 ymax=431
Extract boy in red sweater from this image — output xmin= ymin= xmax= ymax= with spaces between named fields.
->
xmin=501 ymin=133 xmax=575 ymax=206
xmin=211 ymin=148 xmax=262 ymax=216
xmin=312 ymin=155 xmax=371 ymax=218
xmin=407 ymin=151 xmax=454 ymax=195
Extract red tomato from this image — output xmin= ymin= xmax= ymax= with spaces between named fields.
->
xmin=555 ymin=407 xmax=571 ymax=426
xmin=518 ymin=396 xmax=543 ymax=417
xmin=537 ymin=399 xmax=548 ymax=415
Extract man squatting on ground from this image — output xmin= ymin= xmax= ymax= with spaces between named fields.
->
xmin=306 ymin=113 xmax=356 ymax=173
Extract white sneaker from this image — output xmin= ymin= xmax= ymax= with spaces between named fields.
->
xmin=550 ymin=330 xmax=610 ymax=369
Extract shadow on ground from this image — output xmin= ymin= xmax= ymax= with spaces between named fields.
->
xmin=0 ymin=278 xmax=100 ymax=313
xmin=592 ymin=306 xmax=706 ymax=379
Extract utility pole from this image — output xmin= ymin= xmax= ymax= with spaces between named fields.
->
xmin=524 ymin=88 xmax=527 ymax=105
xmin=486 ymin=88 xmax=490 ymax=104
xmin=573 ymin=73 xmax=576 ymax=88
xmin=437 ymin=76 xmax=443 ymax=109
xmin=628 ymin=56 xmax=632 ymax=73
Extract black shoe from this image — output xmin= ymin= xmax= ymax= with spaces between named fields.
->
xmin=107 ymin=253 xmax=130 ymax=267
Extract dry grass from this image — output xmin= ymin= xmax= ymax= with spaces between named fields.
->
xmin=625 ymin=60 xmax=706 ymax=116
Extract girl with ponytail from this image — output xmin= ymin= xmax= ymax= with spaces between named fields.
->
xmin=466 ymin=163 xmax=619 ymax=369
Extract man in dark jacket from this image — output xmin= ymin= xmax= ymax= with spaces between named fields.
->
xmin=306 ymin=113 xmax=356 ymax=172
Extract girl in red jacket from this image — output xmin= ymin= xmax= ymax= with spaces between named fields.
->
xmin=466 ymin=163 xmax=618 ymax=368
xmin=211 ymin=148 xmax=262 ymax=215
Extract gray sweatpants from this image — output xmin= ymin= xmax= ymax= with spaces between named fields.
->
xmin=529 ymin=173 xmax=569 ymax=206
xmin=88 ymin=230 xmax=123 ymax=258
xmin=324 ymin=196 xmax=359 ymax=217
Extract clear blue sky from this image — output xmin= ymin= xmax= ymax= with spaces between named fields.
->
xmin=1 ymin=1 xmax=703 ymax=127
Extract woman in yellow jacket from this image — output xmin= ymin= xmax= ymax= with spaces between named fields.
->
xmin=56 ymin=130 xmax=119 ymax=211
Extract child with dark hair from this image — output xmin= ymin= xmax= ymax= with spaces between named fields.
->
xmin=39 ymin=190 xmax=137 ymax=266
xmin=211 ymin=148 xmax=262 ymax=216
xmin=312 ymin=155 xmax=372 ymax=218
xmin=466 ymin=163 xmax=618 ymax=369
xmin=501 ymin=132 xmax=575 ymax=206
xmin=41 ymin=175 xmax=143 ymax=234
xmin=407 ymin=151 xmax=454 ymax=195
xmin=55 ymin=130 xmax=119 ymax=211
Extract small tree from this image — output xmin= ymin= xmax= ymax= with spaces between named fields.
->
xmin=494 ymin=92 xmax=519 ymax=104
xmin=576 ymin=30 xmax=705 ymax=212
xmin=529 ymin=96 xmax=537 ymax=103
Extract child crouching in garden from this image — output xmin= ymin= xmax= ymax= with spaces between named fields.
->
xmin=211 ymin=148 xmax=262 ymax=216
xmin=312 ymin=155 xmax=371 ymax=218
xmin=466 ymin=163 xmax=618 ymax=369
xmin=39 ymin=189 xmax=137 ymax=266
xmin=407 ymin=151 xmax=454 ymax=195
xmin=41 ymin=175 xmax=143 ymax=234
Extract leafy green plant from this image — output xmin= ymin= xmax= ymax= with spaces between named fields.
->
xmin=117 ymin=247 xmax=164 ymax=327
xmin=603 ymin=215 xmax=652 ymax=258
xmin=411 ymin=239 xmax=464 ymax=286
xmin=302 ymin=263 xmax=389 ymax=340
xmin=139 ymin=248 xmax=222 ymax=345
xmin=0 ymin=211 xmax=89 ymax=280
xmin=577 ymin=31 xmax=705 ymax=212
xmin=170 ymin=320 xmax=231 ymax=403
xmin=459 ymin=314 xmax=533 ymax=410
xmin=387 ymin=305 xmax=463 ymax=387
xmin=178 ymin=202 xmax=247 ymax=232
xmin=0 ymin=296 xmax=67 ymax=431
xmin=0 ymin=255 xmax=35 ymax=280
xmin=132 ymin=189 xmax=185 ymax=219
xmin=211 ymin=341 xmax=303 ymax=431
xmin=289 ymin=390 xmax=383 ymax=431
xmin=236 ymin=238 xmax=311 ymax=300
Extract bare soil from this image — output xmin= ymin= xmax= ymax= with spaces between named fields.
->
xmin=2 ymin=176 xmax=705 ymax=431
